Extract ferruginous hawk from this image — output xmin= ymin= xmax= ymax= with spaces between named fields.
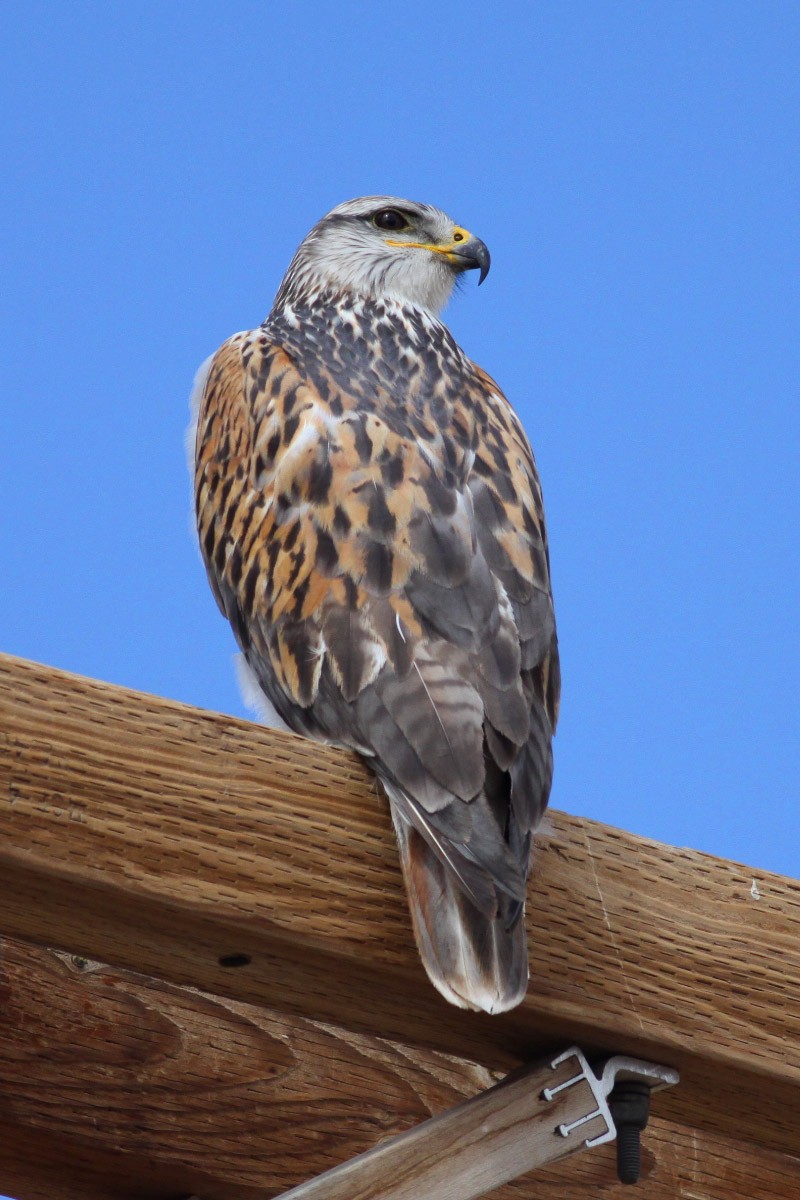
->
xmin=191 ymin=197 xmax=559 ymax=1013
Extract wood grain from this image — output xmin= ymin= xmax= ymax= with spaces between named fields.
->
xmin=1 ymin=652 xmax=799 ymax=1162
xmin=2 ymin=939 xmax=800 ymax=1200
xmin=276 ymin=1052 xmax=612 ymax=1200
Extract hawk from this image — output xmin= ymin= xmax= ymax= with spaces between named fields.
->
xmin=191 ymin=197 xmax=559 ymax=1013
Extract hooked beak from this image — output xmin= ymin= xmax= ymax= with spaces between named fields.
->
xmin=386 ymin=229 xmax=492 ymax=284
xmin=449 ymin=235 xmax=491 ymax=285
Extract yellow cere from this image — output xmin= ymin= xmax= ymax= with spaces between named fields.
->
xmin=385 ymin=225 xmax=473 ymax=257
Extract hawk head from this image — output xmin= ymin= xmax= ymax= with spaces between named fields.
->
xmin=273 ymin=196 xmax=490 ymax=315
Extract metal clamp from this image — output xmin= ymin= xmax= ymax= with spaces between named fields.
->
xmin=542 ymin=1046 xmax=679 ymax=1181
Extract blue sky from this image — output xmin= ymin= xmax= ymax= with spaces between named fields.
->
xmin=2 ymin=0 xmax=798 ymax=900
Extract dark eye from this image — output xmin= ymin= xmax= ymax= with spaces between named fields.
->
xmin=372 ymin=208 xmax=409 ymax=232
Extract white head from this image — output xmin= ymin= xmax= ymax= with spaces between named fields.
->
xmin=272 ymin=196 xmax=490 ymax=316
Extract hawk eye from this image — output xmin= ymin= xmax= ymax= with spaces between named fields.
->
xmin=372 ymin=208 xmax=410 ymax=232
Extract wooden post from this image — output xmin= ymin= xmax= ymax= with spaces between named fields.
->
xmin=276 ymin=1048 xmax=677 ymax=1200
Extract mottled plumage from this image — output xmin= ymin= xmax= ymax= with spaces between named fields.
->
xmin=192 ymin=197 xmax=559 ymax=1012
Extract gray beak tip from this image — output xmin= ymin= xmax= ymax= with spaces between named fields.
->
xmin=451 ymin=237 xmax=491 ymax=286
xmin=473 ymin=240 xmax=491 ymax=286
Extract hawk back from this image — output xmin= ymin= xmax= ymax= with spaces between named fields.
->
xmin=193 ymin=293 xmax=559 ymax=1013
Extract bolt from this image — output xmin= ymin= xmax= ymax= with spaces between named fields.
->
xmin=608 ymin=1080 xmax=650 ymax=1184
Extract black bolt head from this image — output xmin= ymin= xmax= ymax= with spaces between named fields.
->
xmin=609 ymin=1080 xmax=651 ymax=1185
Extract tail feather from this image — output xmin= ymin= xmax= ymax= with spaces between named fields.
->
xmin=391 ymin=809 xmax=528 ymax=1014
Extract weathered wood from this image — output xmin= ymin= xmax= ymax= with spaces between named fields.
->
xmin=1 ymin=652 xmax=799 ymax=1162
xmin=2 ymin=939 xmax=799 ymax=1200
xmin=276 ymin=1050 xmax=612 ymax=1200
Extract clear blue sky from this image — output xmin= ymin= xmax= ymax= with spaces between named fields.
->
xmin=2 ymin=0 xmax=798 ymax=898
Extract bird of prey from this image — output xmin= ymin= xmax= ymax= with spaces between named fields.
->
xmin=191 ymin=197 xmax=559 ymax=1013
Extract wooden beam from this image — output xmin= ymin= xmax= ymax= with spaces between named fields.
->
xmin=2 ymin=939 xmax=799 ymax=1200
xmin=1 ymin=652 xmax=799 ymax=1162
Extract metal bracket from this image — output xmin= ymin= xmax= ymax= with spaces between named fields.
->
xmin=542 ymin=1046 xmax=679 ymax=1180
xmin=543 ymin=1046 xmax=678 ymax=1146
